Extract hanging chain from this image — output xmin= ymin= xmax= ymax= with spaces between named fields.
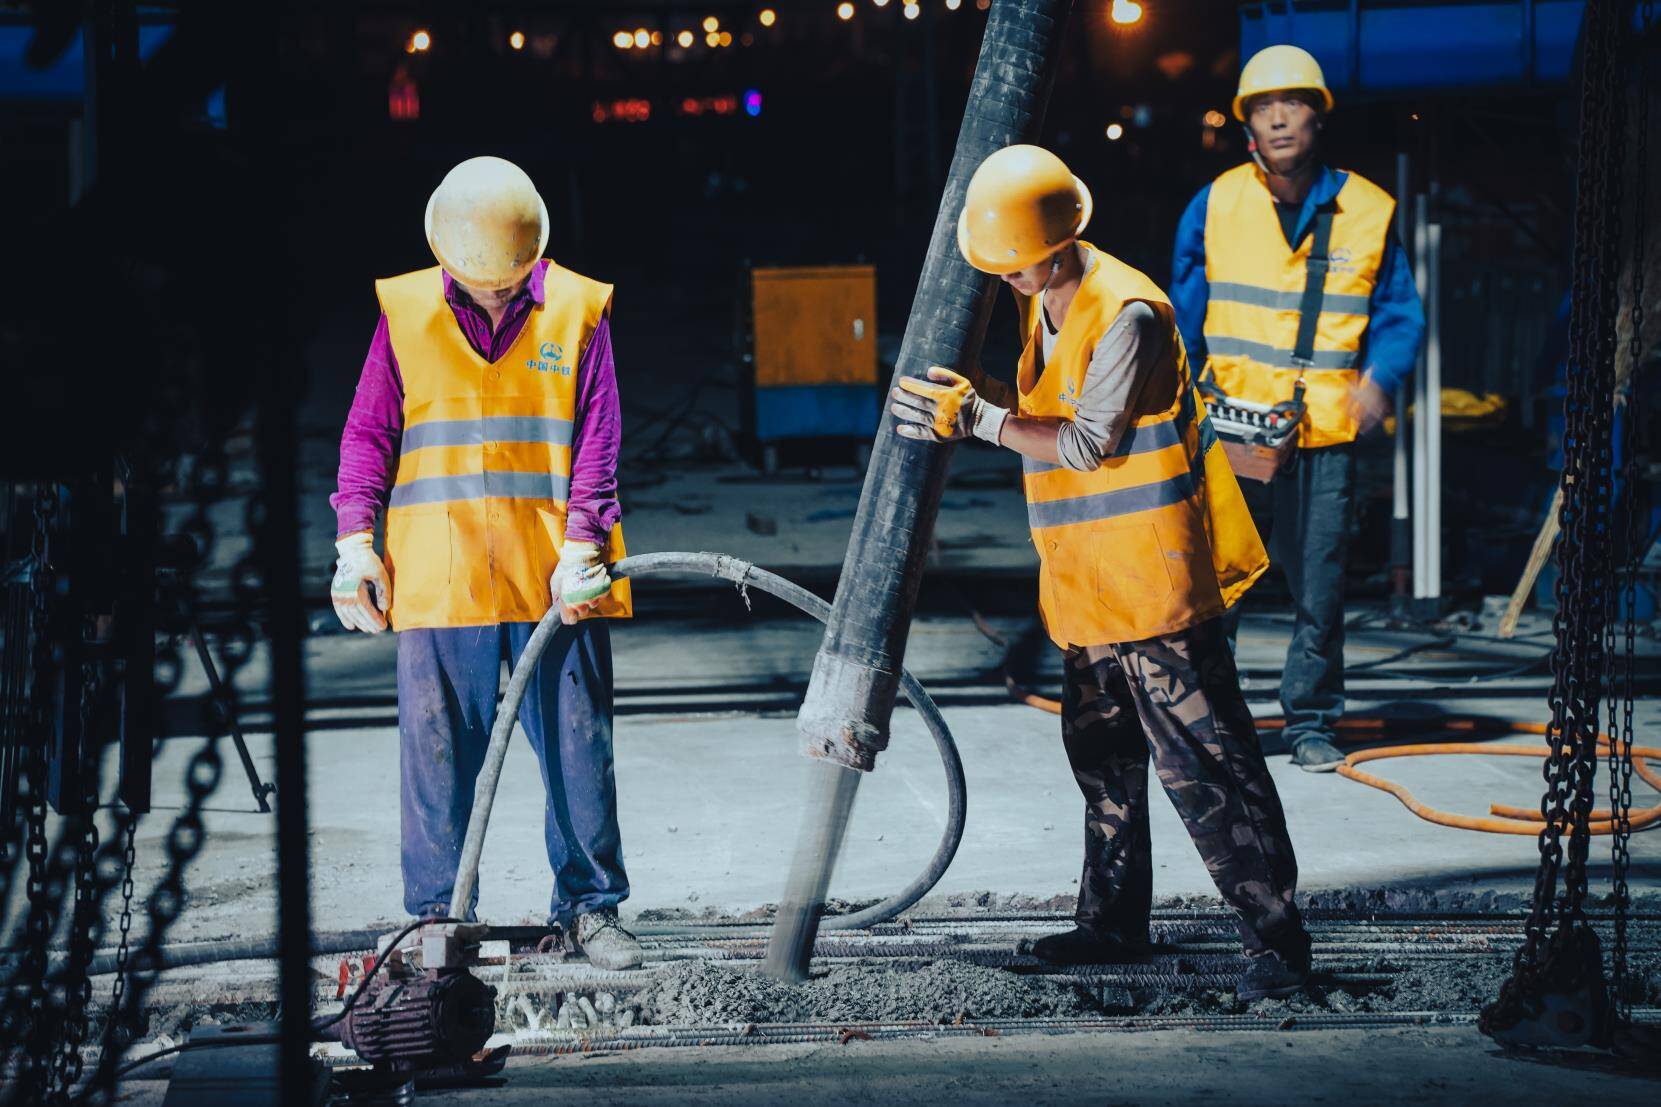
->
xmin=103 ymin=812 xmax=140 ymax=1061
xmin=47 ymin=646 xmax=105 ymax=1102
xmin=1485 ymin=0 xmax=1629 ymax=1034
xmin=16 ymin=485 xmax=62 ymax=1100
xmin=85 ymin=446 xmax=234 ymax=1102
xmin=1608 ymin=0 xmax=1652 ymax=1022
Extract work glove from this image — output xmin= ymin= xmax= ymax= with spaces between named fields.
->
xmin=331 ymin=531 xmax=391 ymax=634
xmin=890 ymin=366 xmax=1008 ymax=445
xmin=551 ymin=540 xmax=611 ymax=625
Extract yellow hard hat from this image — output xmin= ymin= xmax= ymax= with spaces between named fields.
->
xmin=956 ymin=145 xmax=1092 ymax=276
xmin=1233 ymin=44 xmax=1334 ymax=122
xmin=424 ymin=156 xmax=550 ymax=291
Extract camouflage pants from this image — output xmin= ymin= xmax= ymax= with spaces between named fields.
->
xmin=1062 ymin=616 xmax=1310 ymax=960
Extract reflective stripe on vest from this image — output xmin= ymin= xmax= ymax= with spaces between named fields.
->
xmin=1200 ymin=163 xmax=1395 ymax=447
xmin=376 ymin=264 xmax=632 ymax=630
xmin=1016 ymin=244 xmax=1267 ymax=647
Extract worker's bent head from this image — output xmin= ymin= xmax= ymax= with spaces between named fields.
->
xmin=998 ymin=249 xmax=1078 ymax=298
xmin=425 ymin=155 xmax=550 ymax=293
xmin=956 ymin=145 xmax=1091 ymax=277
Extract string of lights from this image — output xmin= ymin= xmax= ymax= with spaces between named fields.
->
xmin=392 ymin=3 xmax=1166 ymax=136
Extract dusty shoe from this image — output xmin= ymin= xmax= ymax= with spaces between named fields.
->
xmin=1237 ymin=950 xmax=1310 ymax=1001
xmin=1024 ymin=925 xmax=1145 ymax=965
xmin=1291 ymin=736 xmax=1345 ymax=773
xmin=575 ymin=908 xmax=643 ymax=971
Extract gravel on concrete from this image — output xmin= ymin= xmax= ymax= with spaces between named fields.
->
xmin=634 ymin=958 xmax=1096 ymax=1026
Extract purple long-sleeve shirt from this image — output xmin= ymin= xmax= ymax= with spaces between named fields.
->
xmin=331 ymin=260 xmax=622 ymax=546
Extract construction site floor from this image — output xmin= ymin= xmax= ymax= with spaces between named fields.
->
xmin=104 ymin=1026 xmax=1661 ymax=1106
xmin=78 ymin=605 xmax=1661 ymax=939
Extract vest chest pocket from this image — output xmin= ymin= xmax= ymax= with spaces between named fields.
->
xmin=1093 ymin=521 xmax=1175 ymax=609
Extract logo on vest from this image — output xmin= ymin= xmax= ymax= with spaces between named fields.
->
xmin=1329 ymin=246 xmax=1355 ymax=274
xmin=1058 ymin=380 xmax=1083 ymax=415
xmin=527 ymin=340 xmax=570 ymax=376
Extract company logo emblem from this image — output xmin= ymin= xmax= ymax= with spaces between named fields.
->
xmin=1328 ymin=246 xmax=1356 ymax=274
xmin=1058 ymin=380 xmax=1083 ymax=414
xmin=526 ymin=341 xmax=570 ymax=375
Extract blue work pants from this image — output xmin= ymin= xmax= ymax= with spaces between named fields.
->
xmin=396 ymin=620 xmax=627 ymax=923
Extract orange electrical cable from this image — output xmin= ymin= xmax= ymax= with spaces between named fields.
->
xmin=1334 ymin=735 xmax=1661 ymax=836
xmin=1002 ymin=665 xmax=1660 ymax=836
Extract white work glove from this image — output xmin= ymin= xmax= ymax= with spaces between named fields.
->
xmin=890 ymin=366 xmax=1008 ymax=445
xmin=551 ymin=540 xmax=611 ymax=625
xmin=331 ymin=532 xmax=391 ymax=634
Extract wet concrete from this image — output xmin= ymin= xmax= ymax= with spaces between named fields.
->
xmin=634 ymin=958 xmax=1096 ymax=1026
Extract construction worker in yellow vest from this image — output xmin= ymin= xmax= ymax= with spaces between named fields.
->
xmin=329 ymin=156 xmax=643 ymax=969
xmin=890 ymin=145 xmax=1314 ymax=1000
xmin=1172 ymin=45 xmax=1425 ymax=771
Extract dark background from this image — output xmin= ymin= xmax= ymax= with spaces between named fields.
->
xmin=0 ymin=0 xmax=1592 ymax=597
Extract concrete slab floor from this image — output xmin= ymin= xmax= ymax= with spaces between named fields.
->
xmin=18 ymin=682 xmax=1658 ymax=945
xmin=110 ymin=1027 xmax=1661 ymax=1106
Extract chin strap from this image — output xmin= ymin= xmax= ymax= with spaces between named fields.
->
xmin=1037 ymin=249 xmax=1066 ymax=294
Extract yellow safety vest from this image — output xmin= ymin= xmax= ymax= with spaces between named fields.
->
xmin=378 ymin=264 xmax=633 ymax=631
xmin=1201 ymin=163 xmax=1395 ymax=448
xmin=1019 ymin=244 xmax=1268 ymax=647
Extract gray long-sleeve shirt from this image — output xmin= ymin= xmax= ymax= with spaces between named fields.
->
xmin=1038 ymin=296 xmax=1165 ymax=472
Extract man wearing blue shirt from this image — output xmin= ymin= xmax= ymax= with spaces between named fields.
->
xmin=1171 ymin=45 xmax=1424 ymax=771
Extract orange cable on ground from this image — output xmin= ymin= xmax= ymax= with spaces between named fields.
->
xmin=1335 ymin=733 xmax=1661 ymax=836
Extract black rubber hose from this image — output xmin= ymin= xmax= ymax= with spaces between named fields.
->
xmin=448 ymin=551 xmax=967 ymax=932
xmin=7 ymin=555 xmax=965 ymax=980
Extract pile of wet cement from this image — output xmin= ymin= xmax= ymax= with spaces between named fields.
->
xmin=634 ymin=958 xmax=1095 ymax=1026
xmin=635 ymin=950 xmax=1661 ymax=1026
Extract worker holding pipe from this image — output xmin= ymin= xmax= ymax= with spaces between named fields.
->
xmin=1172 ymin=45 xmax=1425 ymax=771
xmin=889 ymin=145 xmax=1313 ymax=999
xmin=329 ymin=155 xmax=643 ymax=970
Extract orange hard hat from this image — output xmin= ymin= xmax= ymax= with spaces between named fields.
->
xmin=956 ymin=145 xmax=1092 ymax=276
xmin=424 ymin=156 xmax=550 ymax=291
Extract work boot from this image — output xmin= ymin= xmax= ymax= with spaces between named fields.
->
xmin=1023 ymin=924 xmax=1146 ymax=965
xmin=1237 ymin=950 xmax=1311 ymax=1001
xmin=1291 ymin=735 xmax=1345 ymax=773
xmin=575 ymin=908 xmax=644 ymax=971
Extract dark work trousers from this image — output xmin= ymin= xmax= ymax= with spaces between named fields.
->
xmin=1062 ymin=617 xmax=1310 ymax=961
xmin=1222 ymin=444 xmax=1357 ymax=748
xmin=397 ymin=620 xmax=627 ymax=924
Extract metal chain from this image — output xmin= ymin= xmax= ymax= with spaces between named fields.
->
xmin=84 ymin=447 xmax=234 ymax=1102
xmin=47 ymin=645 xmax=105 ymax=1101
xmin=1608 ymin=0 xmax=1652 ymax=1020
xmin=103 ymin=812 xmax=140 ymax=1061
xmin=1486 ymin=0 xmax=1628 ymax=1033
xmin=16 ymin=484 xmax=62 ymax=1100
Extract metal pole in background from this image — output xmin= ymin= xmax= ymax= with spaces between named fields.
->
xmin=1425 ymin=207 xmax=1443 ymax=612
xmin=1412 ymin=192 xmax=1430 ymax=605
xmin=1392 ymin=151 xmax=1412 ymax=613
xmin=762 ymin=0 xmax=1075 ymax=982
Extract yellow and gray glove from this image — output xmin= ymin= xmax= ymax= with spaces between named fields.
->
xmin=890 ymin=366 xmax=1008 ymax=445
xmin=551 ymin=540 xmax=611 ymax=625
xmin=331 ymin=532 xmax=391 ymax=634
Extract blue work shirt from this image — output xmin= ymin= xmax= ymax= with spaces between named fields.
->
xmin=1170 ymin=164 xmax=1425 ymax=397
